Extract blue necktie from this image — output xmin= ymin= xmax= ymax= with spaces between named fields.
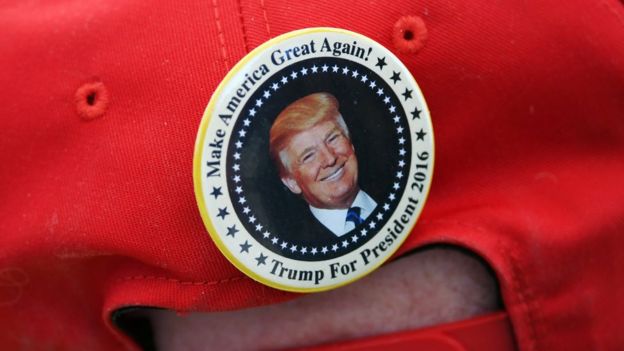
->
xmin=346 ymin=207 xmax=365 ymax=226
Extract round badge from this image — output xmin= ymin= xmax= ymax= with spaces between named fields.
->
xmin=194 ymin=28 xmax=434 ymax=292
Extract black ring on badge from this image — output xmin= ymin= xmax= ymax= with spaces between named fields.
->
xmin=225 ymin=57 xmax=411 ymax=261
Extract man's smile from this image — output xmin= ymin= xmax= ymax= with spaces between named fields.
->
xmin=319 ymin=161 xmax=345 ymax=182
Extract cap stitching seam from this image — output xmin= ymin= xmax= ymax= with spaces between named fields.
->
xmin=117 ymin=275 xmax=245 ymax=286
xmin=259 ymin=0 xmax=271 ymax=37
xmin=211 ymin=0 xmax=231 ymax=70
xmin=505 ymin=250 xmax=539 ymax=350
xmin=236 ymin=0 xmax=250 ymax=52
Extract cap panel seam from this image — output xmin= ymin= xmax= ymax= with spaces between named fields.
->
xmin=601 ymin=0 xmax=624 ymax=26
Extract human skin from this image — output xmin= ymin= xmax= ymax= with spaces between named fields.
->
xmin=280 ymin=118 xmax=359 ymax=209
xmin=147 ymin=247 xmax=500 ymax=350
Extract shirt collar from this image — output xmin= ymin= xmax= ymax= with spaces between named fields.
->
xmin=309 ymin=190 xmax=377 ymax=236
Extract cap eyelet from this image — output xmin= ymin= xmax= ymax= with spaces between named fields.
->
xmin=75 ymin=81 xmax=109 ymax=121
xmin=392 ymin=16 xmax=428 ymax=54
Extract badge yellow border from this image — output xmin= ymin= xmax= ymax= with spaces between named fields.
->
xmin=193 ymin=27 xmax=435 ymax=293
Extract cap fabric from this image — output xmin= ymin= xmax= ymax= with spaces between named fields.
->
xmin=1 ymin=0 xmax=623 ymax=350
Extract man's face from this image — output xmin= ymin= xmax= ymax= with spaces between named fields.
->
xmin=280 ymin=118 xmax=359 ymax=209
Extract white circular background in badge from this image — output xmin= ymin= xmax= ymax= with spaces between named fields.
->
xmin=194 ymin=28 xmax=434 ymax=292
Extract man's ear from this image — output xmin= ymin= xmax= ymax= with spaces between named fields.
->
xmin=281 ymin=176 xmax=302 ymax=194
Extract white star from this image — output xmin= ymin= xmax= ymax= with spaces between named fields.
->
xmin=383 ymin=203 xmax=390 ymax=211
xmin=311 ymin=247 xmax=318 ymax=255
xmin=238 ymin=196 xmax=246 ymax=204
xmin=342 ymin=67 xmax=349 ymax=75
xmin=235 ymin=186 xmax=243 ymax=194
xmin=332 ymin=65 xmax=339 ymax=72
xmin=399 ymin=148 xmax=406 ymax=156
xmin=281 ymin=241 xmax=288 ymax=249
xmin=398 ymin=137 xmax=405 ymax=145
xmin=261 ymin=229 xmax=269 ymax=237
xmin=321 ymin=246 xmax=328 ymax=254
xmin=290 ymin=71 xmax=298 ymax=79
xmin=396 ymin=171 xmax=404 ymax=179
xmin=233 ymin=175 xmax=241 ymax=182
xmin=360 ymin=228 xmax=368 ymax=236
xmin=263 ymin=90 xmax=271 ymax=99
xmin=255 ymin=99 xmax=263 ymax=107
xmin=249 ymin=108 xmax=256 ymax=117
xmin=389 ymin=193 xmax=396 ymax=201
xmin=311 ymin=65 xmax=318 ymax=73
xmin=300 ymin=67 xmax=308 ymax=75
xmin=271 ymin=82 xmax=279 ymax=91
xmin=321 ymin=64 xmax=329 ymax=72
xmin=351 ymin=235 xmax=358 ymax=243
xmin=234 ymin=152 xmax=241 ymax=160
xmin=360 ymin=75 xmax=368 ymax=83
xmin=249 ymin=215 xmax=256 ymax=223
xmin=271 ymin=237 xmax=279 ymax=244
xmin=281 ymin=76 xmax=288 ymax=84
xmin=396 ymin=126 xmax=404 ymax=134
xmin=235 ymin=141 xmax=243 ymax=149
xmin=369 ymin=221 xmax=376 ymax=229
xmin=369 ymin=81 xmax=377 ymax=89
xmin=243 ymin=119 xmax=250 ymax=127
xmin=331 ymin=244 xmax=339 ymax=252
xmin=351 ymin=70 xmax=359 ymax=78
xmin=243 ymin=206 xmax=251 ymax=214
xmin=300 ymin=247 xmax=308 ymax=254
xmin=389 ymin=105 xmax=396 ymax=113
xmin=342 ymin=240 xmax=349 ymax=248
xmin=290 ymin=244 xmax=297 ymax=252
xmin=393 ymin=182 xmax=400 ymax=190
xmin=393 ymin=115 xmax=400 ymax=123
xmin=376 ymin=213 xmax=383 ymax=220
xmin=238 ymin=129 xmax=246 ymax=137
xmin=376 ymin=88 xmax=384 ymax=96
xmin=398 ymin=160 xmax=406 ymax=167
xmin=383 ymin=96 xmax=390 ymax=104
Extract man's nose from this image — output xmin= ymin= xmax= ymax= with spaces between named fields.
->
xmin=318 ymin=144 xmax=337 ymax=167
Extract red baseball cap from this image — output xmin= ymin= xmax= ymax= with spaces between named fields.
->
xmin=1 ymin=0 xmax=623 ymax=350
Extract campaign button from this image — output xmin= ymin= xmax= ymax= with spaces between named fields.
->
xmin=193 ymin=28 xmax=434 ymax=292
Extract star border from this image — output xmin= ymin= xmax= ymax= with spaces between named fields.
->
xmin=212 ymin=57 xmax=428 ymax=259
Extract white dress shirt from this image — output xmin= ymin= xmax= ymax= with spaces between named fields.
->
xmin=309 ymin=190 xmax=377 ymax=237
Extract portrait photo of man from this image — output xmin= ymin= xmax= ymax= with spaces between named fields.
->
xmin=269 ymin=92 xmax=377 ymax=237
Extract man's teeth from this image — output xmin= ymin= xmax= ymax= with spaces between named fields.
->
xmin=323 ymin=165 xmax=344 ymax=181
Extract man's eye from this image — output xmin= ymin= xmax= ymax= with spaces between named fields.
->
xmin=327 ymin=133 xmax=340 ymax=144
xmin=301 ymin=151 xmax=315 ymax=164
